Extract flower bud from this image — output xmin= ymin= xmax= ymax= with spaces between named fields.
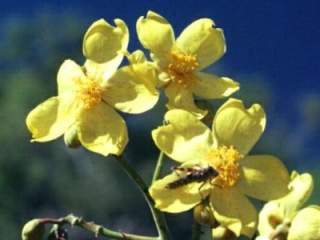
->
xmin=193 ymin=203 xmax=216 ymax=227
xmin=212 ymin=226 xmax=237 ymax=240
xmin=21 ymin=219 xmax=45 ymax=240
xmin=64 ymin=125 xmax=81 ymax=149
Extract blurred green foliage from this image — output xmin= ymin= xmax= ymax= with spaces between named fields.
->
xmin=0 ymin=13 xmax=319 ymax=240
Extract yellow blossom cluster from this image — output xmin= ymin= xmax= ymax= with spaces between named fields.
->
xmin=25 ymin=10 xmax=317 ymax=240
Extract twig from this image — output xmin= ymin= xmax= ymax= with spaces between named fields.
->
xmin=41 ymin=214 xmax=157 ymax=240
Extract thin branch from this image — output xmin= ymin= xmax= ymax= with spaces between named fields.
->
xmin=114 ymin=155 xmax=170 ymax=240
xmin=41 ymin=214 xmax=158 ymax=240
xmin=152 ymin=151 xmax=165 ymax=183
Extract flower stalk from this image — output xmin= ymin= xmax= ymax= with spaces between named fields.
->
xmin=113 ymin=154 xmax=170 ymax=240
xmin=152 ymin=151 xmax=165 ymax=183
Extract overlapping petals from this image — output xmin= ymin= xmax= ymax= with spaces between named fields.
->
xmin=149 ymin=98 xmax=289 ymax=237
xmin=152 ymin=109 xmax=213 ymax=163
xmin=137 ymin=11 xmax=239 ymax=118
xmin=103 ymin=51 xmax=159 ymax=114
xmin=164 ymin=84 xmax=208 ymax=118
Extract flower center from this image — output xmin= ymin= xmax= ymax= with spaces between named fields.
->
xmin=77 ymin=78 xmax=104 ymax=110
xmin=167 ymin=51 xmax=199 ymax=88
xmin=206 ymin=145 xmax=242 ymax=188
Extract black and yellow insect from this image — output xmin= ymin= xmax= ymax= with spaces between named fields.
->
xmin=166 ymin=166 xmax=218 ymax=189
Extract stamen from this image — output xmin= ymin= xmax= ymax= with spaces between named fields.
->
xmin=167 ymin=51 xmax=199 ymax=88
xmin=206 ymin=145 xmax=242 ymax=188
xmin=77 ymin=78 xmax=104 ymax=110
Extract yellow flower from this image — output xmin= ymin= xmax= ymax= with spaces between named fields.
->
xmin=26 ymin=19 xmax=159 ymax=156
xmin=258 ymin=172 xmax=320 ymax=240
xmin=149 ymin=98 xmax=290 ymax=237
xmin=137 ymin=11 xmax=240 ymax=118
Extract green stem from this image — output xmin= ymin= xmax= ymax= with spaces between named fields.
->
xmin=152 ymin=151 xmax=165 ymax=183
xmin=191 ymin=221 xmax=202 ymax=240
xmin=41 ymin=214 xmax=157 ymax=240
xmin=114 ymin=155 xmax=170 ymax=240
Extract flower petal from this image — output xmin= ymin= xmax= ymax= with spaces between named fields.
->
xmin=288 ymin=206 xmax=320 ymax=240
xmin=77 ymin=103 xmax=128 ymax=156
xmin=83 ymin=59 xmax=119 ymax=86
xmin=193 ymin=72 xmax=239 ymax=99
xmin=26 ymin=96 xmax=76 ymax=142
xmin=165 ymin=83 xmax=207 ymax=119
xmin=176 ymin=18 xmax=226 ymax=70
xmin=136 ymin=11 xmax=174 ymax=60
xmin=57 ymin=59 xmax=84 ymax=96
xmin=279 ymin=172 xmax=313 ymax=219
xmin=258 ymin=200 xmax=286 ymax=237
xmin=210 ymin=187 xmax=257 ymax=237
xmin=152 ymin=109 xmax=213 ymax=163
xmin=213 ymin=98 xmax=266 ymax=155
xmin=285 ymin=172 xmax=314 ymax=212
xmin=83 ymin=18 xmax=129 ymax=64
xmin=103 ymin=64 xmax=159 ymax=114
xmin=238 ymin=155 xmax=290 ymax=201
xmin=149 ymin=163 xmax=211 ymax=213
xmin=257 ymin=172 xmax=314 ymax=237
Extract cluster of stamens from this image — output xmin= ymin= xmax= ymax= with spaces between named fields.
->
xmin=76 ymin=78 xmax=104 ymax=110
xmin=206 ymin=145 xmax=242 ymax=188
xmin=167 ymin=51 xmax=199 ymax=88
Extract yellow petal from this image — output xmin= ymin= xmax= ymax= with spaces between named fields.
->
xmin=210 ymin=186 xmax=257 ymax=237
xmin=176 ymin=18 xmax=226 ymax=70
xmin=285 ymin=172 xmax=314 ymax=211
xmin=258 ymin=200 xmax=286 ymax=237
xmin=83 ymin=18 xmax=129 ymax=64
xmin=127 ymin=50 xmax=148 ymax=64
xmin=152 ymin=109 xmax=213 ymax=163
xmin=103 ymin=65 xmax=159 ymax=114
xmin=165 ymin=83 xmax=207 ymax=119
xmin=278 ymin=172 xmax=314 ymax=219
xmin=26 ymin=96 xmax=76 ymax=142
xmin=193 ymin=72 xmax=239 ymax=99
xmin=238 ymin=155 xmax=290 ymax=201
xmin=77 ymin=103 xmax=128 ymax=156
xmin=288 ymin=206 xmax=320 ymax=240
xmin=257 ymin=172 xmax=314 ymax=237
xmin=83 ymin=59 xmax=119 ymax=86
xmin=149 ymin=163 xmax=211 ymax=213
xmin=136 ymin=11 xmax=174 ymax=59
xmin=213 ymin=98 xmax=266 ymax=155
xmin=57 ymin=59 xmax=84 ymax=96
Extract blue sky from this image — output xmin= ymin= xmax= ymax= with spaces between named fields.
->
xmin=3 ymin=0 xmax=319 ymax=98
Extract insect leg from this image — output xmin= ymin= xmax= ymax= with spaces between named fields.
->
xmin=198 ymin=181 xmax=208 ymax=200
